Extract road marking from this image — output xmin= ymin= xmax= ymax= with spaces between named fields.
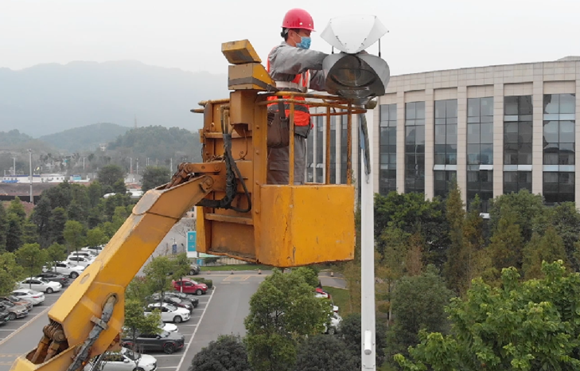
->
xmin=0 ymin=304 xmax=52 ymax=347
xmin=224 ymin=275 xmax=250 ymax=282
xmin=157 ymin=367 xmax=180 ymax=369
xmin=175 ymin=286 xmax=216 ymax=371
xmin=178 ymin=324 xmax=197 ymax=327
xmin=0 ymin=329 xmax=13 ymax=332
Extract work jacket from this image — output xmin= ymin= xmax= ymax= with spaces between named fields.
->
xmin=266 ymin=42 xmax=328 ymax=136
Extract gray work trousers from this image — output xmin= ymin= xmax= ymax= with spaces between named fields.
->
xmin=267 ymin=136 xmax=306 ymax=185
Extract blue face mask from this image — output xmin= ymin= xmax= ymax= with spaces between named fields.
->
xmin=296 ymin=36 xmax=311 ymax=50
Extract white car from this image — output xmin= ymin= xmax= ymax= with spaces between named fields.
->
xmin=44 ymin=262 xmax=85 ymax=278
xmin=18 ymin=278 xmax=62 ymax=294
xmin=66 ymin=255 xmax=94 ymax=268
xmin=145 ymin=303 xmax=190 ymax=323
xmin=67 ymin=251 xmax=95 ymax=260
xmin=84 ymin=347 xmax=157 ymax=371
xmin=161 ymin=321 xmax=177 ymax=333
xmin=324 ymin=312 xmax=343 ymax=335
xmin=12 ymin=289 xmax=45 ymax=305
xmin=81 ymin=246 xmax=104 ymax=256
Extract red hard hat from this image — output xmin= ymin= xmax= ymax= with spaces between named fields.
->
xmin=282 ymin=8 xmax=315 ymax=31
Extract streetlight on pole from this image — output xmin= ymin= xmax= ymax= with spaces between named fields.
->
xmin=12 ymin=157 xmax=16 ymax=176
xmin=28 ymin=149 xmax=33 ymax=204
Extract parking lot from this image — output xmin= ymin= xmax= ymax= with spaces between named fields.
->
xmin=0 ymin=288 xmax=63 ymax=345
xmin=0 ymin=282 xmax=215 ymax=371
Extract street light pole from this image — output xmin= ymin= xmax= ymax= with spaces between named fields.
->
xmin=12 ymin=157 xmax=16 ymax=176
xmin=28 ymin=149 xmax=33 ymax=204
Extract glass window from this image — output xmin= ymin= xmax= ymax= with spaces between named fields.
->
xmin=542 ymin=95 xmax=576 ymax=170
xmin=405 ymin=102 xmax=425 ymax=193
xmin=544 ymin=171 xmax=575 ymax=205
xmin=379 ymin=104 xmax=397 ymax=194
xmin=434 ymin=99 xmax=457 ymax=165
xmin=504 ymin=96 xmax=533 ymax=165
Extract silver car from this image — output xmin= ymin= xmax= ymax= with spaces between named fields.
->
xmin=84 ymin=347 xmax=157 ymax=371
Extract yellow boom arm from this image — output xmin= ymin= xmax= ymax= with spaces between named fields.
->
xmin=10 ymin=175 xmax=215 ymax=371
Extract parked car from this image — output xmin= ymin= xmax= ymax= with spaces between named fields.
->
xmin=36 ymin=271 xmax=70 ymax=287
xmin=172 ymin=279 xmax=207 ymax=295
xmin=145 ymin=303 xmax=190 ymax=323
xmin=18 ymin=277 xmax=62 ymax=294
xmin=189 ymin=263 xmax=200 ymax=275
xmin=66 ymin=255 xmax=94 ymax=268
xmin=0 ymin=306 xmax=9 ymax=325
xmin=315 ymin=287 xmax=331 ymax=299
xmin=324 ymin=311 xmax=343 ymax=335
xmin=1 ymin=295 xmax=33 ymax=311
xmin=121 ymin=330 xmax=185 ymax=354
xmin=84 ymin=347 xmax=157 ymax=371
xmin=0 ymin=301 xmax=28 ymax=320
xmin=160 ymin=321 xmax=177 ymax=333
xmin=148 ymin=293 xmax=194 ymax=312
xmin=68 ymin=251 xmax=95 ymax=260
xmin=43 ymin=262 xmax=85 ymax=279
xmin=163 ymin=292 xmax=199 ymax=308
xmin=11 ymin=289 xmax=45 ymax=306
xmin=81 ymin=246 xmax=104 ymax=256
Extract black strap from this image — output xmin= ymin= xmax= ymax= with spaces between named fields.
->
xmin=278 ymin=100 xmax=286 ymax=120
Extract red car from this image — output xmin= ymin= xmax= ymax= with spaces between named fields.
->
xmin=172 ymin=279 xmax=208 ymax=295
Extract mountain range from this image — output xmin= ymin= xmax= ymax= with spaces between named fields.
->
xmin=0 ymin=60 xmax=229 ymax=137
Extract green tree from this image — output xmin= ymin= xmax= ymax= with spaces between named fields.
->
xmin=141 ymin=166 xmax=171 ymax=193
xmin=489 ymin=189 xmax=544 ymax=243
xmin=386 ymin=266 xmax=454 ymax=359
xmin=171 ymin=253 xmax=191 ymax=286
xmin=291 ymin=266 xmax=319 ymax=288
xmin=46 ymin=243 xmax=67 ymax=271
xmin=443 ymin=179 xmax=469 ymax=295
xmin=337 ymin=313 xmax=388 ymax=369
xmin=87 ymin=180 xmax=104 ymax=208
xmin=0 ymin=203 xmax=7 ymax=251
xmin=463 ymin=195 xmax=485 ymax=279
xmin=112 ymin=178 xmax=127 ymax=195
xmin=190 ymin=334 xmax=252 ymax=371
xmin=123 ymin=298 xmax=161 ymax=353
xmin=488 ymin=211 xmax=524 ymax=273
xmin=0 ymin=252 xmax=24 ymax=295
xmin=143 ymin=256 xmax=174 ymax=303
xmin=126 ymin=277 xmax=151 ymax=305
xmin=67 ymin=200 xmax=86 ymax=223
xmin=31 ymin=197 xmax=53 ymax=247
xmin=21 ymin=218 xmax=39 ymax=245
xmin=63 ymin=220 xmax=85 ymax=254
xmin=85 ymin=227 xmax=106 ymax=251
xmin=49 ymin=207 xmax=68 ymax=245
xmin=295 ymin=335 xmax=358 ymax=371
xmin=522 ymin=227 xmax=567 ymax=279
xmin=395 ymin=261 xmax=580 ymax=371
xmin=374 ymin=192 xmax=450 ymax=268
xmin=15 ymin=243 xmax=48 ymax=281
xmin=43 ymin=181 xmax=72 ymax=210
xmin=98 ymin=164 xmax=125 ymax=191
xmin=7 ymin=197 xmax=26 ymax=221
xmin=533 ymin=202 xmax=580 ymax=271
xmin=244 ymin=269 xmax=332 ymax=371
xmin=5 ymin=213 xmax=23 ymax=252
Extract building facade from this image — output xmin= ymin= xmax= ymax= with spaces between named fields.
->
xmin=305 ymin=57 xmax=580 ymax=211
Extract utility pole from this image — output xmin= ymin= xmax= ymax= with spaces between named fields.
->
xmin=12 ymin=157 xmax=16 ymax=176
xmin=361 ymin=111 xmax=375 ymax=370
xmin=129 ymin=157 xmax=133 ymax=174
xmin=170 ymin=158 xmax=172 ymax=172
xmin=28 ymin=149 xmax=33 ymax=204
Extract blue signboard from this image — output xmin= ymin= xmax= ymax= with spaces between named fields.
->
xmin=187 ymin=231 xmax=196 ymax=252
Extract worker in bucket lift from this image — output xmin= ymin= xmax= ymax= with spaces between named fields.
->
xmin=266 ymin=8 xmax=329 ymax=185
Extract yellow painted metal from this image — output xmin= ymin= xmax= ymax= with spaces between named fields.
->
xmin=227 ymin=63 xmax=275 ymax=91
xmin=10 ymin=175 xmax=214 ymax=371
xmin=259 ymin=185 xmax=356 ymax=266
xmin=222 ymin=39 xmax=262 ymax=64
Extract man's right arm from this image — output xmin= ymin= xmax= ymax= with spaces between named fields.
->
xmin=269 ymin=45 xmax=328 ymax=76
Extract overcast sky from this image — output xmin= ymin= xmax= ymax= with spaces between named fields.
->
xmin=1 ymin=0 xmax=579 ymax=76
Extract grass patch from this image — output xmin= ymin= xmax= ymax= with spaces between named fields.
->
xmin=200 ymin=264 xmax=272 ymax=272
xmin=323 ymin=286 xmax=350 ymax=315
